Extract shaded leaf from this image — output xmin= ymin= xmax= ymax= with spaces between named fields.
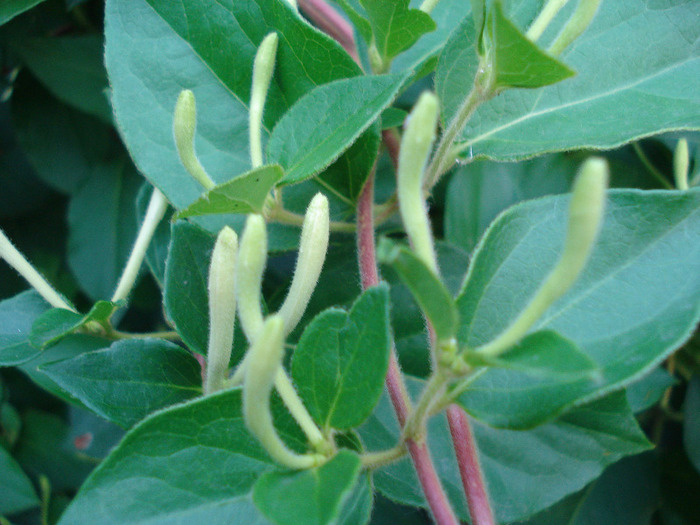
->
xmin=0 ymin=445 xmax=40 ymax=515
xmin=253 ymin=450 xmax=362 ymax=525
xmin=0 ymin=0 xmax=45 ymax=25
xmin=684 ymin=375 xmax=700 ymax=474
xmin=41 ymin=339 xmax=202 ymax=428
xmin=30 ymin=301 xmax=115 ymax=349
xmin=0 ymin=291 xmax=50 ymax=366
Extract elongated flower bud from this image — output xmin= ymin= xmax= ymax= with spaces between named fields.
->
xmin=244 ymin=315 xmax=322 ymax=469
xmin=250 ymin=33 xmax=279 ymax=169
xmin=526 ymin=0 xmax=570 ymax=42
xmin=549 ymin=0 xmax=602 ymax=56
xmin=398 ymin=92 xmax=440 ymax=273
xmin=674 ymin=139 xmax=689 ymax=191
xmin=476 ymin=157 xmax=608 ymax=357
xmin=204 ymin=226 xmax=238 ymax=395
xmin=236 ymin=214 xmax=267 ymax=341
xmin=173 ymin=90 xmax=215 ymax=190
xmin=276 ymin=193 xmax=329 ymax=335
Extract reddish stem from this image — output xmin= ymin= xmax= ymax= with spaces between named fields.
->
xmin=357 ymin=174 xmax=458 ymax=525
xmin=298 ymin=0 xmax=360 ymax=63
xmin=447 ymin=406 xmax=495 ymax=525
xmin=382 ymin=129 xmax=401 ymax=169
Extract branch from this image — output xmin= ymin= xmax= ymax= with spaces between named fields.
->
xmin=447 ymin=406 xmax=495 ymax=525
xmin=356 ymin=173 xmax=458 ymax=525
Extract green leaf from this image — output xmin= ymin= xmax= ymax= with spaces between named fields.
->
xmin=163 ymin=221 xmax=215 ymax=356
xmin=10 ymin=35 xmax=112 ymax=123
xmin=377 ymin=238 xmax=458 ymax=342
xmin=57 ymin=389 xmax=307 ymax=525
xmin=14 ymin=410 xmax=96 ymax=491
xmin=67 ymin=157 xmax=142 ymax=301
xmin=0 ymin=0 xmax=45 ymax=25
xmin=520 ymin=453 xmax=658 ymax=525
xmin=360 ymin=378 xmax=651 ymax=523
xmin=104 ymin=0 xmax=361 ymax=210
xmin=11 ymin=72 xmax=116 ymax=195
xmin=626 ymin=365 xmax=675 ymax=413
xmin=484 ymin=1 xmax=574 ymax=90
xmin=18 ymin=335 xmax=108 ymax=405
xmin=30 ymin=301 xmax=115 ymax=349
xmin=390 ymin=0 xmax=470 ymax=75
xmin=176 ymin=165 xmax=283 ymax=219
xmin=336 ymin=473 xmax=372 ymax=525
xmin=684 ymin=375 xmax=700 ymax=474
xmin=292 ymin=285 xmax=391 ymax=430
xmin=360 ymin=0 xmax=435 ymax=61
xmin=333 ymin=0 xmax=372 ymax=42
xmin=463 ymin=330 xmax=600 ymax=379
xmin=437 ymin=0 xmax=700 ymax=161
xmin=268 ymin=74 xmax=406 ymax=186
xmin=40 ymin=339 xmax=202 ymax=428
xmin=0 ymin=445 xmax=40 ymax=515
xmin=0 ymin=291 xmax=50 ymax=366
xmin=253 ymin=450 xmax=362 ymax=525
xmin=456 ymin=189 xmax=700 ymax=428
xmin=381 ymin=107 xmax=407 ymax=129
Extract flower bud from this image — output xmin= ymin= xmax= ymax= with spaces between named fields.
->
xmin=398 ymin=92 xmax=440 ymax=273
xmin=173 ymin=90 xmax=215 ymax=190
xmin=250 ymin=33 xmax=279 ymax=168
xmin=674 ymin=138 xmax=689 ymax=191
xmin=549 ymin=0 xmax=602 ymax=56
xmin=236 ymin=214 xmax=267 ymax=342
xmin=276 ymin=193 xmax=329 ymax=335
xmin=204 ymin=226 xmax=238 ymax=395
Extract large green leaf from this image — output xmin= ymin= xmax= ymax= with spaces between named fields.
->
xmin=67 ymin=157 xmax=142 ymax=301
xmin=163 ymin=221 xmax=215 ymax=356
xmin=360 ymin=378 xmax=651 ymax=523
xmin=253 ymin=450 xmax=362 ymax=525
xmin=0 ymin=0 xmax=45 ymax=25
xmin=40 ymin=339 xmax=202 ymax=428
xmin=520 ymin=453 xmax=658 ymax=525
xmin=268 ymin=74 xmax=405 ymax=186
xmin=177 ymin=165 xmax=284 ymax=219
xmin=0 ymin=445 xmax=40 ymax=515
xmin=292 ymin=285 xmax=391 ymax=430
xmin=0 ymin=291 xmax=50 ymax=366
xmin=11 ymin=35 xmax=112 ymax=123
xmin=359 ymin=0 xmax=435 ymax=61
xmin=456 ymin=189 xmax=700 ymax=428
xmin=104 ymin=0 xmax=361 ymax=210
xmin=57 ymin=389 xmax=308 ymax=524
xmin=437 ymin=0 xmax=700 ymax=161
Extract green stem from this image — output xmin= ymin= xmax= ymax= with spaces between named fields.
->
xmin=112 ymin=189 xmax=169 ymax=303
xmin=424 ymin=68 xmax=493 ymax=192
xmin=361 ymin=444 xmax=407 ymax=469
xmin=107 ymin=329 xmax=181 ymax=341
xmin=0 ymin=229 xmax=75 ymax=311
xmin=526 ymin=0 xmax=570 ymax=42
xmin=633 ymin=142 xmax=673 ymax=189
xmin=403 ymin=370 xmax=448 ymax=441
xmin=269 ymin=205 xmax=356 ymax=233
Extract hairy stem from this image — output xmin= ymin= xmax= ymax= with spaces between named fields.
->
xmin=356 ymin=173 xmax=458 ymax=525
xmin=447 ymin=406 xmax=495 ymax=525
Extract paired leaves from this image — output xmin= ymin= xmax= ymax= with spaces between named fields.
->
xmin=30 ymin=301 xmax=114 ymax=349
xmin=292 ymin=285 xmax=391 ymax=431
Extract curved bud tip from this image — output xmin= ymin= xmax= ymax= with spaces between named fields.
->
xmin=217 ymin=225 xmax=238 ymax=251
xmin=174 ymin=89 xmax=196 ymax=145
xmin=306 ymin=192 xmax=329 ymax=224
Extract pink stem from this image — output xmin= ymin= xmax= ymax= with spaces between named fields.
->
xmin=298 ymin=0 xmax=360 ymax=63
xmin=447 ymin=406 xmax=495 ymax=525
xmin=357 ymin=174 xmax=458 ymax=525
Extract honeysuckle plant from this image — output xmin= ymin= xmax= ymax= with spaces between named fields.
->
xmin=0 ymin=0 xmax=699 ymax=524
